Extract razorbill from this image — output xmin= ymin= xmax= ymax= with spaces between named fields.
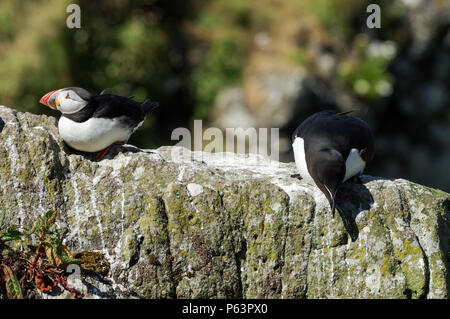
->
xmin=292 ymin=110 xmax=374 ymax=217
xmin=39 ymin=87 xmax=158 ymax=158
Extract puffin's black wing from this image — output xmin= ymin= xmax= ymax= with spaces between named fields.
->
xmin=91 ymin=94 xmax=151 ymax=128
xmin=141 ymin=99 xmax=159 ymax=115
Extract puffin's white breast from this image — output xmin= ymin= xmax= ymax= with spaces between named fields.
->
xmin=343 ymin=148 xmax=366 ymax=182
xmin=292 ymin=137 xmax=314 ymax=183
xmin=58 ymin=116 xmax=131 ymax=152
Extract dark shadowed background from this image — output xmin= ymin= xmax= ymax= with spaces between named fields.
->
xmin=0 ymin=0 xmax=449 ymax=191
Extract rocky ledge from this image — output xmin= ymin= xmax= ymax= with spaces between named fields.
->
xmin=0 ymin=105 xmax=449 ymax=299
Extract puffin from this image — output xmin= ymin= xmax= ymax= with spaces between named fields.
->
xmin=39 ymin=87 xmax=158 ymax=158
xmin=292 ymin=110 xmax=374 ymax=217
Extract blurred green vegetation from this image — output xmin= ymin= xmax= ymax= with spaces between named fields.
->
xmin=288 ymin=48 xmax=310 ymax=67
xmin=304 ymin=0 xmax=373 ymax=39
xmin=0 ymin=0 xmax=423 ymax=147
xmin=337 ymin=37 xmax=395 ymax=99
xmin=193 ymin=34 xmax=245 ymax=119
xmin=301 ymin=0 xmax=400 ymax=100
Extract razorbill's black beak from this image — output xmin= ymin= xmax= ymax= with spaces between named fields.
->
xmin=39 ymin=89 xmax=61 ymax=110
xmin=321 ymin=182 xmax=339 ymax=218
xmin=330 ymin=195 xmax=336 ymax=218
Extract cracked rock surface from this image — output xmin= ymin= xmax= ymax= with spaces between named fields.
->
xmin=0 ymin=105 xmax=449 ymax=298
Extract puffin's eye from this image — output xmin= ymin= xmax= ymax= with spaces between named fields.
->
xmin=65 ymin=93 xmax=70 ymax=99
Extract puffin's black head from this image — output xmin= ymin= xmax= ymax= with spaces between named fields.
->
xmin=40 ymin=87 xmax=93 ymax=114
xmin=309 ymin=148 xmax=346 ymax=217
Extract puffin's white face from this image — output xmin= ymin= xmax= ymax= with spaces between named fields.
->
xmin=54 ymin=89 xmax=88 ymax=114
xmin=40 ymin=87 xmax=92 ymax=114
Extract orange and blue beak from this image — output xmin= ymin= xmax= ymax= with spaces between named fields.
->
xmin=39 ymin=89 xmax=61 ymax=110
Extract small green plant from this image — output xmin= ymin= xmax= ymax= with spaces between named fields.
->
xmin=0 ymin=209 xmax=84 ymax=299
xmin=0 ymin=209 xmax=22 ymax=243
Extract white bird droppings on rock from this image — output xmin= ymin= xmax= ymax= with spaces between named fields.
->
xmin=187 ymin=183 xmax=204 ymax=197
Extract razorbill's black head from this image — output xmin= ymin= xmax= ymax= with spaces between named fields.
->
xmin=292 ymin=110 xmax=374 ymax=217
xmin=40 ymin=87 xmax=159 ymax=158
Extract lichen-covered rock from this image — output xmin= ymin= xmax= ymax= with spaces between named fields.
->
xmin=0 ymin=105 xmax=449 ymax=299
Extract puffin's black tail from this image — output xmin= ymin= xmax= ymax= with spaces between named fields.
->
xmin=141 ymin=99 xmax=159 ymax=115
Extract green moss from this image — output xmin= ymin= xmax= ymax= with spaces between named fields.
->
xmin=389 ymin=234 xmax=427 ymax=298
xmin=394 ymin=238 xmax=422 ymax=261
xmin=380 ymin=254 xmax=393 ymax=278
xmin=427 ymin=251 xmax=448 ymax=296
xmin=350 ymin=246 xmax=366 ymax=260
xmin=74 ymin=250 xmax=110 ymax=277
xmin=406 ymin=181 xmax=449 ymax=208
xmin=268 ymin=251 xmax=278 ymax=262
xmin=119 ymin=229 xmax=136 ymax=261
xmin=179 ymin=250 xmax=187 ymax=258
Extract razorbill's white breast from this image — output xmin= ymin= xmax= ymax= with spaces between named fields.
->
xmin=292 ymin=110 xmax=375 ymax=217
